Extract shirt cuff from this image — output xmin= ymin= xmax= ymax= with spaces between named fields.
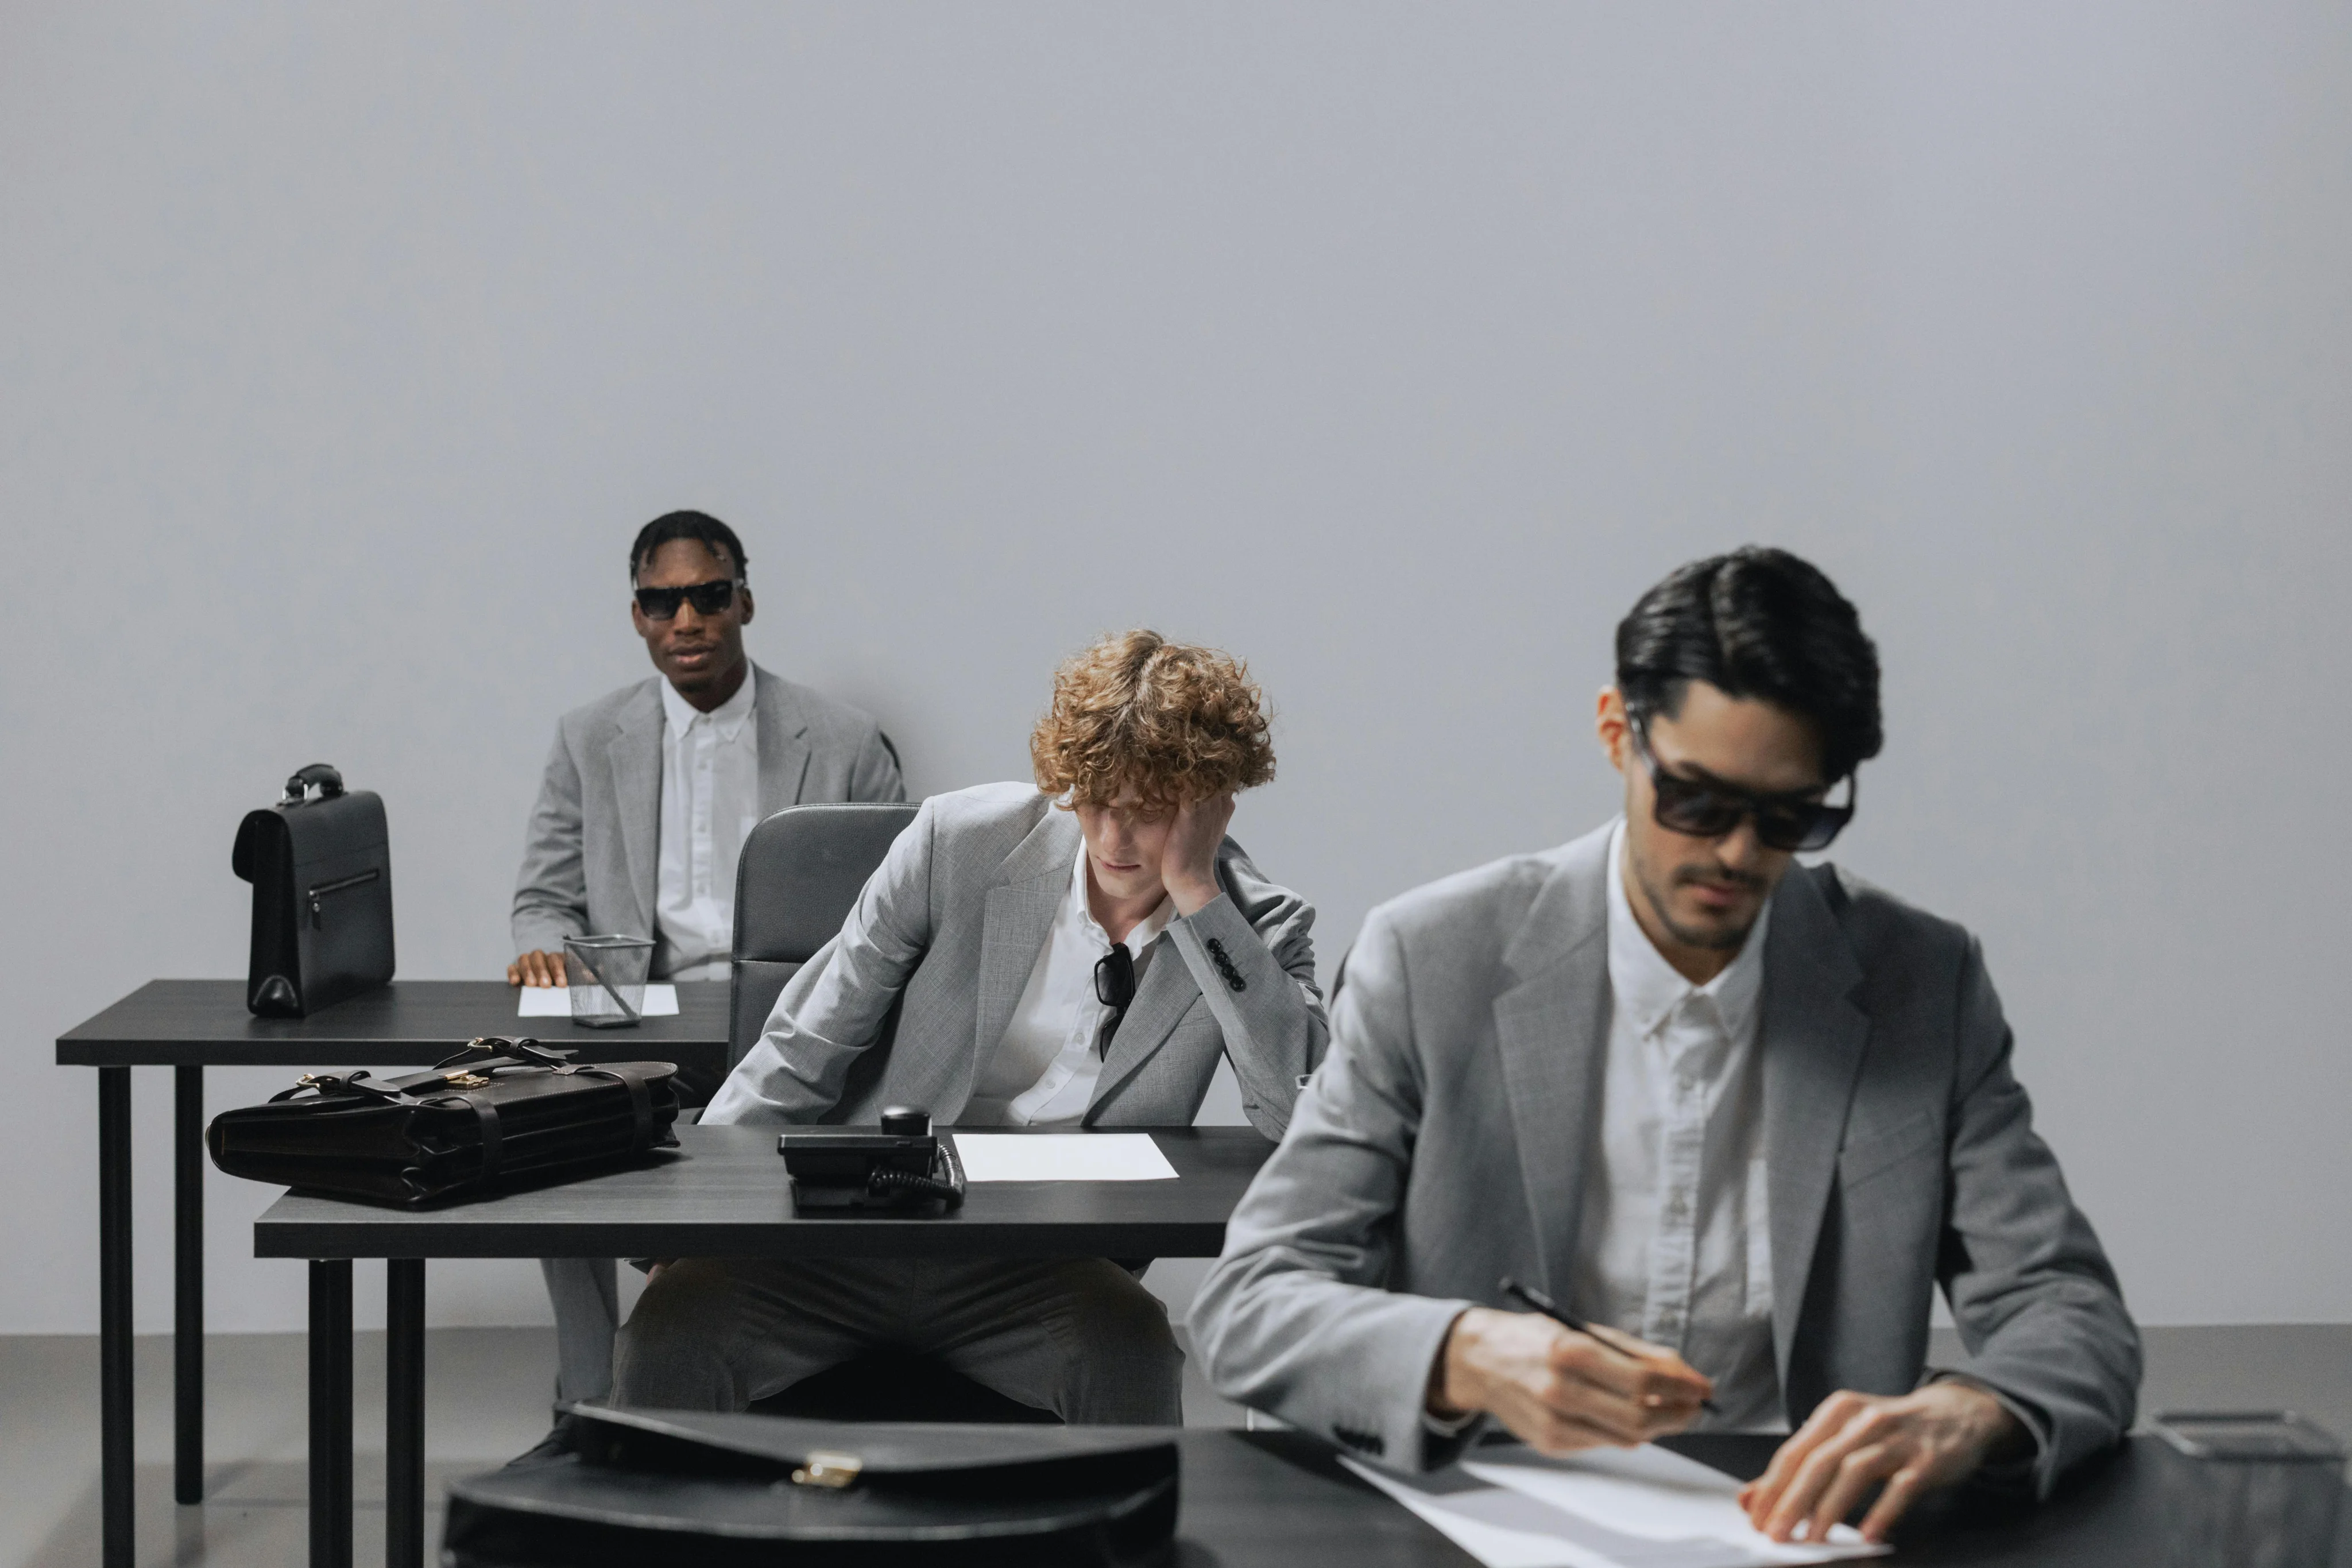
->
xmin=1422 ymin=1404 xmax=1480 ymax=1438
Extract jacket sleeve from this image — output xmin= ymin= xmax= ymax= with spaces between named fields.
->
xmin=1934 ymin=935 xmax=2142 ymax=1496
xmin=1163 ymin=843 xmax=1330 ymax=1140
xmin=702 ymin=794 xmax=939 ymax=1125
xmin=510 ymin=723 xmax=591 ymax=956
xmin=1188 ymin=909 xmax=1482 ymax=1472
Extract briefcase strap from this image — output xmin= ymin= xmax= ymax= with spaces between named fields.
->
xmin=431 ymin=1090 xmax=504 ymax=1182
xmin=565 ymin=1064 xmax=656 ymax=1148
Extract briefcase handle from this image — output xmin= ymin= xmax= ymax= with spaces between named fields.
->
xmin=281 ymin=763 xmax=346 ymax=804
xmin=434 ymin=1036 xmax=577 ymax=1073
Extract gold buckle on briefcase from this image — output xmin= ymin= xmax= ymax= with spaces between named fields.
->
xmin=442 ymin=1071 xmax=492 ymax=1089
xmin=790 ymin=1451 xmax=863 ymax=1489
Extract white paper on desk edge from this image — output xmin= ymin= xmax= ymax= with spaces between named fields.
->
xmin=1339 ymin=1443 xmax=1885 ymax=1568
xmin=949 ymin=1133 xmax=1179 ymax=1182
xmin=516 ymin=984 xmax=680 ymax=1019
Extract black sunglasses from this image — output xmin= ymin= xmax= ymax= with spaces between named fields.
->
xmin=634 ymin=579 xmax=741 ymax=620
xmin=1093 ymin=944 xmax=1137 ymax=1058
xmin=1630 ymin=718 xmax=1855 ymax=853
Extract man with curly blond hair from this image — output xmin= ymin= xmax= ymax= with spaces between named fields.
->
xmin=613 ymin=630 xmax=1329 ymax=1423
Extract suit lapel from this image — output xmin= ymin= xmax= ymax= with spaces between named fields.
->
xmin=752 ymin=666 xmax=814 ymax=814
xmin=973 ymin=808 xmax=1081 ymax=1073
xmin=1087 ymin=932 xmax=1200 ymax=1116
xmin=1761 ymin=865 xmax=1870 ymax=1388
xmin=609 ymin=683 xmax=664 ymax=934
xmin=1492 ymin=827 xmax=1613 ymax=1302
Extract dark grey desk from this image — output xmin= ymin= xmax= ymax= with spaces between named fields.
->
xmin=253 ymin=1121 xmax=1276 ymax=1568
xmin=1182 ymin=1429 xmax=2352 ymax=1566
xmin=56 ymin=978 xmax=731 ymax=1568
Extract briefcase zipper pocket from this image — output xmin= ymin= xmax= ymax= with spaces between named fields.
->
xmin=308 ymin=868 xmax=381 ymax=928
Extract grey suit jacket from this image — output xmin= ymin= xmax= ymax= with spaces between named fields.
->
xmin=1190 ymin=822 xmax=2138 ymax=1494
xmin=705 ymin=782 xmax=1330 ymax=1141
xmin=510 ymin=664 xmax=906 ymax=959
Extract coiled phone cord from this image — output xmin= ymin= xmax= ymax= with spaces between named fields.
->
xmin=866 ymin=1137 xmax=967 ymax=1208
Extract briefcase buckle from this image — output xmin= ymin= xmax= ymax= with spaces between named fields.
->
xmin=442 ymin=1071 xmax=492 ymax=1089
xmin=790 ymin=1451 xmax=863 ymax=1489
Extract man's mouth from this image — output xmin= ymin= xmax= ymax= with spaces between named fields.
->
xmin=1678 ymin=872 xmax=1762 ymax=912
xmin=668 ymin=643 xmax=716 ymax=664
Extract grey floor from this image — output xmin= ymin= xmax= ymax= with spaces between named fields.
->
xmin=4 ymin=1325 xmax=2346 ymax=1567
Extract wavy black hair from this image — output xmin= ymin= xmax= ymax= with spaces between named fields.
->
xmin=1615 ymin=546 xmax=1882 ymax=780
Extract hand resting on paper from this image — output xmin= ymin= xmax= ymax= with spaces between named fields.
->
xmin=508 ymin=950 xmax=567 ymax=988
xmin=1738 ymin=1381 xmax=2029 ymax=1544
xmin=1426 ymin=1307 xmax=1713 ymax=1451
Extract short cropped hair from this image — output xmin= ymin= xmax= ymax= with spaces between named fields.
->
xmin=1030 ymin=630 xmax=1276 ymax=813
xmin=1615 ymin=546 xmax=1883 ymax=780
xmin=630 ymin=510 xmax=749 ymax=584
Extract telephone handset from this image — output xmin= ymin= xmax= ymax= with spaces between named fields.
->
xmin=777 ymin=1106 xmax=966 ymax=1214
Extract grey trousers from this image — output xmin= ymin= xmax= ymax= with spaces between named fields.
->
xmin=612 ymin=1256 xmax=1184 ymax=1424
xmin=541 ymin=1256 xmax=620 ymax=1407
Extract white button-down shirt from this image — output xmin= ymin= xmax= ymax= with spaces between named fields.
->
xmin=654 ymin=671 xmax=760 ymax=983
xmin=1570 ymin=819 xmax=1783 ymax=1431
xmin=966 ymin=851 xmax=1178 ymax=1126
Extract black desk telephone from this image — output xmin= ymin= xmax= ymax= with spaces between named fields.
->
xmin=778 ymin=1107 xmax=967 ymax=1214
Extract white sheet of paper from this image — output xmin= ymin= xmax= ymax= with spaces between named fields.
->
xmin=1340 ymin=1443 xmax=1886 ymax=1568
xmin=516 ymin=985 xmax=680 ymax=1019
xmin=948 ymin=1133 xmax=1179 ymax=1182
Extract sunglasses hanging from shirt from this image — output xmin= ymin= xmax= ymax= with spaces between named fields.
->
xmin=1093 ymin=944 xmax=1137 ymax=1057
xmin=633 ymin=578 xmax=740 ymax=620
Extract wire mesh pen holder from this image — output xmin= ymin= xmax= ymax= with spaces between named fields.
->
xmin=2150 ymin=1410 xmax=2345 ymax=1568
xmin=562 ymin=935 xmax=655 ymax=1028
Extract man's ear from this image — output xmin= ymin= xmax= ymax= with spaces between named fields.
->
xmin=737 ymin=586 xmax=755 ymax=626
xmin=1595 ymin=686 xmax=1631 ymax=775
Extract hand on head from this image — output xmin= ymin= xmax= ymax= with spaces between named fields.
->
xmin=1429 ymin=1307 xmax=1714 ymax=1453
xmin=1159 ymin=792 xmax=1235 ymax=915
xmin=1738 ymin=1381 xmax=2027 ymax=1544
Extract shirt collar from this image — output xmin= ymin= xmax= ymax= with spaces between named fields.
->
xmin=1067 ymin=846 xmax=1177 ymax=953
xmin=659 ymin=665 xmax=757 ymax=742
xmin=1605 ymin=817 xmax=1771 ymax=1043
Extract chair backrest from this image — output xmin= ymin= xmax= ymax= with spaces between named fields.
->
xmin=729 ymin=802 xmax=920 ymax=1067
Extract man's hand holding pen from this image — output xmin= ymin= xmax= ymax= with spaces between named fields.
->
xmin=1426 ymin=1306 xmax=1715 ymax=1453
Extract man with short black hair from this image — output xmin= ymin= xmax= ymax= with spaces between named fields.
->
xmin=509 ymin=509 xmax=906 ymax=1409
xmin=1192 ymin=547 xmax=2139 ymax=1545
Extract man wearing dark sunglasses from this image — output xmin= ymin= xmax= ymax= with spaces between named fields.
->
xmin=508 ymin=509 xmax=906 ymax=1414
xmin=1195 ymin=547 xmax=2138 ymax=1547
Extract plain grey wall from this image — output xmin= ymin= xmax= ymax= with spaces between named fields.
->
xmin=3 ymin=3 xmax=2347 ymax=1337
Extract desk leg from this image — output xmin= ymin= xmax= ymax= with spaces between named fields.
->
xmin=174 ymin=1064 xmax=204 ymax=1504
xmin=99 ymin=1067 xmax=133 ymax=1568
xmin=308 ymin=1260 xmax=353 ymax=1568
xmin=385 ymin=1260 xmax=425 ymax=1568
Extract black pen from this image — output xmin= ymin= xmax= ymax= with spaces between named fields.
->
xmin=1498 ymin=1275 xmax=1721 ymax=1415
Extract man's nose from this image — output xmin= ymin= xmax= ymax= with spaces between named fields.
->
xmin=671 ymin=598 xmax=703 ymax=632
xmin=1716 ymin=816 xmax=1765 ymax=871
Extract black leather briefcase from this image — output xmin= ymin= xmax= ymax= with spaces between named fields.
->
xmin=206 ymin=1039 xmax=680 ymax=1207
xmin=444 ymin=1406 xmax=1179 ymax=1567
xmin=231 ymin=763 xmax=394 ymax=1017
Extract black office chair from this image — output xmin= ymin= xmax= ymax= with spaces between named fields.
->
xmin=726 ymin=801 xmax=1061 ymax=1426
xmin=728 ymin=802 xmax=920 ymax=1070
